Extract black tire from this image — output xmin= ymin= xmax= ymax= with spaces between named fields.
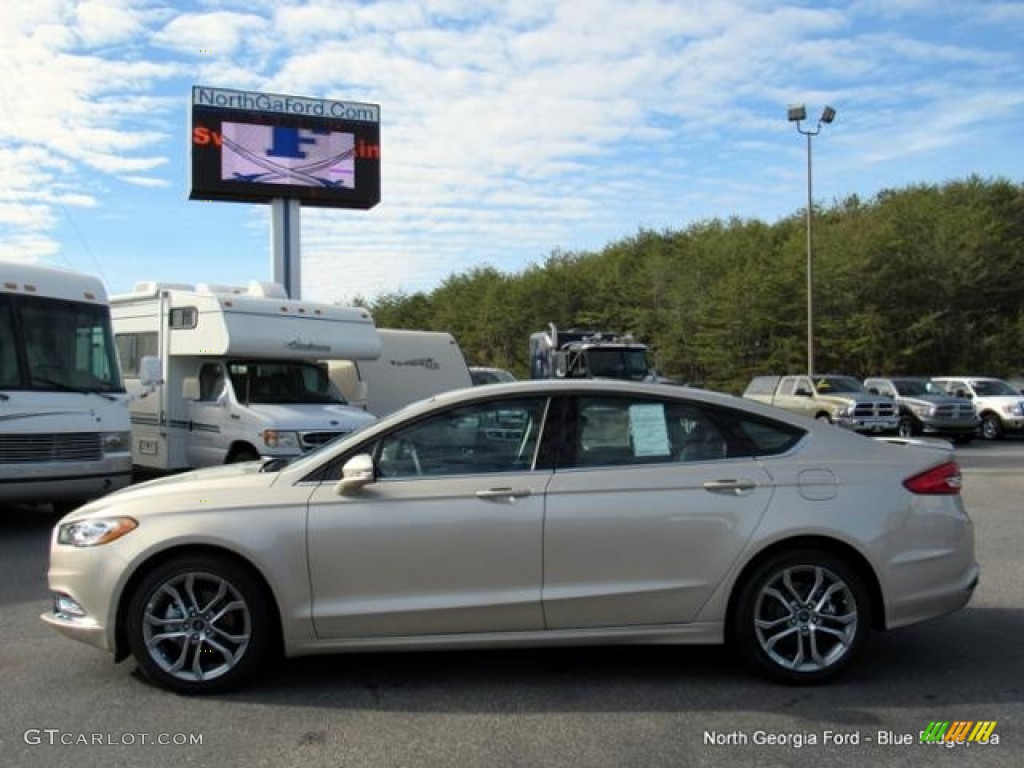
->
xmin=980 ymin=413 xmax=1002 ymax=441
xmin=731 ymin=549 xmax=870 ymax=684
xmin=897 ymin=416 xmax=916 ymax=438
xmin=126 ymin=556 xmax=274 ymax=694
xmin=227 ymin=445 xmax=261 ymax=463
xmin=815 ymin=413 xmax=833 ymax=424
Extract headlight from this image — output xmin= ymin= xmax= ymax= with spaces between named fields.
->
xmin=263 ymin=430 xmax=300 ymax=450
xmin=101 ymin=431 xmax=132 ymax=453
xmin=57 ymin=517 xmax=137 ymax=547
xmin=837 ymin=405 xmax=854 ymax=418
xmin=908 ymin=403 xmax=934 ymax=417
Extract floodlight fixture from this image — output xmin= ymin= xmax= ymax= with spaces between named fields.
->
xmin=820 ymin=105 xmax=836 ymax=124
xmin=787 ymin=104 xmax=807 ymax=122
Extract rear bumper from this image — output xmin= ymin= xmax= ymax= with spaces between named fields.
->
xmin=886 ymin=562 xmax=980 ymax=630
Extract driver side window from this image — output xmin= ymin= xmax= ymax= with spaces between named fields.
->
xmin=371 ymin=397 xmax=549 ymax=479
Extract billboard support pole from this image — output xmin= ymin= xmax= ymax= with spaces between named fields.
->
xmin=271 ymin=198 xmax=301 ymax=299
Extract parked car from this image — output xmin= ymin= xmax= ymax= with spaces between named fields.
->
xmin=863 ymin=376 xmax=979 ymax=443
xmin=930 ymin=376 xmax=1024 ymax=440
xmin=43 ymin=379 xmax=978 ymax=693
xmin=743 ymin=374 xmax=899 ymax=434
xmin=469 ymin=366 xmax=517 ymax=386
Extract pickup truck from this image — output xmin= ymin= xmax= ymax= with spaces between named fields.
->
xmin=743 ymin=374 xmax=900 ymax=434
xmin=930 ymin=376 xmax=1024 ymax=440
xmin=863 ymin=376 xmax=978 ymax=444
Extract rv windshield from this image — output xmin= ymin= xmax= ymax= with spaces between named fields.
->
xmin=227 ymin=360 xmax=344 ymax=405
xmin=585 ymin=347 xmax=650 ymax=381
xmin=0 ymin=293 xmax=123 ymax=393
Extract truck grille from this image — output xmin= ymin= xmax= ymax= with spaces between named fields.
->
xmin=933 ymin=403 xmax=974 ymax=419
xmin=852 ymin=402 xmax=897 ymax=419
xmin=299 ymin=431 xmax=347 ymax=451
xmin=0 ymin=433 xmax=102 ymax=463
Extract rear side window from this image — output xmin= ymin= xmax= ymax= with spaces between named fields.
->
xmin=565 ymin=396 xmax=806 ymax=468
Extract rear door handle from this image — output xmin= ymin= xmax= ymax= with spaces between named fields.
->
xmin=703 ymin=478 xmax=757 ymax=496
xmin=476 ymin=488 xmax=532 ymax=503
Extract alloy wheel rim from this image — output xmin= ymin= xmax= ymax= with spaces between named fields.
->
xmin=753 ymin=564 xmax=857 ymax=673
xmin=142 ymin=571 xmax=252 ymax=682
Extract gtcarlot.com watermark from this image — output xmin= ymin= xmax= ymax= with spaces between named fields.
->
xmin=24 ymin=729 xmax=203 ymax=747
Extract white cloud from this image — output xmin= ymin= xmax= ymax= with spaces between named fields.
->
xmin=151 ymin=12 xmax=269 ymax=55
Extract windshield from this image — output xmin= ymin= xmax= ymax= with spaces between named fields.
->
xmin=0 ymin=293 xmax=123 ymax=393
xmin=893 ymin=378 xmax=931 ymax=396
xmin=227 ymin=360 xmax=344 ymax=405
xmin=585 ymin=347 xmax=650 ymax=381
xmin=814 ymin=376 xmax=864 ymax=394
xmin=971 ymin=379 xmax=1020 ymax=397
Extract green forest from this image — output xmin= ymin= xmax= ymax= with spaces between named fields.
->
xmin=363 ymin=176 xmax=1024 ymax=394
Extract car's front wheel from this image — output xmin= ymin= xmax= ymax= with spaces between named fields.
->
xmin=897 ymin=416 xmax=916 ymax=438
xmin=126 ymin=556 xmax=274 ymax=693
xmin=732 ymin=550 xmax=869 ymax=684
xmin=980 ymin=413 xmax=1003 ymax=441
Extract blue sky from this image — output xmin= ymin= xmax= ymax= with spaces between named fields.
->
xmin=2 ymin=0 xmax=1022 ymax=304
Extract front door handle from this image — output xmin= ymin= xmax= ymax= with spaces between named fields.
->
xmin=476 ymin=488 xmax=532 ymax=504
xmin=703 ymin=478 xmax=757 ymax=496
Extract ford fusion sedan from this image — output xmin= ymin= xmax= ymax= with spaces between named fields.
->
xmin=43 ymin=380 xmax=978 ymax=693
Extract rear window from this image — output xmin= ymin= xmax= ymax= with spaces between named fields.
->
xmin=744 ymin=376 xmax=780 ymax=396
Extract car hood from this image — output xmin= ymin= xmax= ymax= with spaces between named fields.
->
xmin=899 ymin=394 xmax=970 ymax=407
xmin=818 ymin=393 xmax=891 ymax=405
xmin=244 ymin=403 xmax=377 ymax=430
xmin=62 ymin=462 xmax=283 ymax=522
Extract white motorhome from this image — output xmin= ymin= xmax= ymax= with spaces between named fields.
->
xmin=328 ymin=329 xmax=472 ymax=417
xmin=111 ymin=281 xmax=381 ymax=471
xmin=1 ymin=263 xmax=132 ymax=510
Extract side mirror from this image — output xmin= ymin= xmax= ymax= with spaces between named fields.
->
xmin=337 ymin=454 xmax=375 ymax=495
xmin=554 ymin=351 xmax=568 ymax=378
xmin=182 ymin=377 xmax=199 ymax=401
xmin=139 ymin=356 xmax=163 ymax=388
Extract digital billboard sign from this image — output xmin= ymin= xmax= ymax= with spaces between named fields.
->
xmin=190 ymin=86 xmax=380 ymax=209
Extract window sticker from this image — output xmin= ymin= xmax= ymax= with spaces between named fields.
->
xmin=629 ymin=403 xmax=671 ymax=457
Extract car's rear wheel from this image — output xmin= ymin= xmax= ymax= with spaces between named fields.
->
xmin=980 ymin=413 xmax=1003 ymax=441
xmin=126 ymin=556 xmax=273 ymax=694
xmin=732 ymin=550 xmax=869 ymax=684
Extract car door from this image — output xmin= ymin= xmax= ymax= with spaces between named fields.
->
xmin=542 ymin=394 xmax=777 ymax=629
xmin=305 ymin=395 xmax=552 ymax=638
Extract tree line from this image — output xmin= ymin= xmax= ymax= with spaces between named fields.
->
xmin=362 ymin=176 xmax=1024 ymax=394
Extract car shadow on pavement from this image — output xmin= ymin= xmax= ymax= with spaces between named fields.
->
xmin=211 ymin=606 xmax=1022 ymax=718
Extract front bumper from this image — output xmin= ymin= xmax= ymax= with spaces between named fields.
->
xmin=836 ymin=416 xmax=901 ymax=434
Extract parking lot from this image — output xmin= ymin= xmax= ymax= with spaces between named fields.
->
xmin=1 ymin=439 xmax=1021 ymax=768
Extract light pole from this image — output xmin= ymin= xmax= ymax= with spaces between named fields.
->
xmin=788 ymin=104 xmax=836 ymax=377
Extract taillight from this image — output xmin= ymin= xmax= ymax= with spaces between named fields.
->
xmin=903 ymin=461 xmax=962 ymax=495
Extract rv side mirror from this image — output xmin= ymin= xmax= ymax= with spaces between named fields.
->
xmin=139 ymin=356 xmax=163 ymax=388
xmin=337 ymin=454 xmax=376 ymax=495
xmin=182 ymin=377 xmax=200 ymax=401
xmin=554 ymin=351 xmax=568 ymax=378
